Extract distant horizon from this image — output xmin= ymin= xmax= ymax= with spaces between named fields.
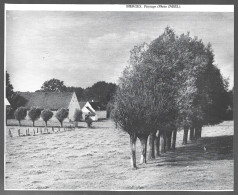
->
xmin=6 ymin=9 xmax=234 ymax=92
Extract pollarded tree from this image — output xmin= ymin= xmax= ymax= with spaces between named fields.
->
xmin=14 ymin=107 xmax=27 ymax=126
xmin=73 ymin=109 xmax=82 ymax=127
xmin=41 ymin=109 xmax=53 ymax=126
xmin=112 ymin=38 xmax=177 ymax=168
xmin=55 ymin=108 xmax=68 ymax=127
xmin=184 ymin=43 xmax=229 ymax=140
xmin=28 ymin=107 xmax=41 ymax=127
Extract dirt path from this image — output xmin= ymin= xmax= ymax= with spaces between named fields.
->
xmin=5 ymin=120 xmax=233 ymax=190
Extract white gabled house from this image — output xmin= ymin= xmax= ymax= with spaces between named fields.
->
xmin=79 ymin=102 xmax=98 ymax=121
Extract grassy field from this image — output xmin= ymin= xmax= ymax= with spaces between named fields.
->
xmin=5 ymin=120 xmax=234 ymax=190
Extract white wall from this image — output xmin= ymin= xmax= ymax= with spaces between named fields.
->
xmin=68 ymin=92 xmax=80 ymax=121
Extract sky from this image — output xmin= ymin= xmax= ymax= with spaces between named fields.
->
xmin=6 ymin=10 xmax=234 ymax=92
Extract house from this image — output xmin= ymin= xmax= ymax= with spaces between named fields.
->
xmin=89 ymin=102 xmax=107 ymax=119
xmin=18 ymin=92 xmax=80 ymax=122
xmin=79 ymin=102 xmax=98 ymax=121
xmin=5 ymin=98 xmax=10 ymax=107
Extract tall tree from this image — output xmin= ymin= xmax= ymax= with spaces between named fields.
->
xmin=112 ymin=29 xmax=178 ymax=168
xmin=40 ymin=78 xmax=67 ymax=92
xmin=6 ymin=71 xmax=14 ymax=101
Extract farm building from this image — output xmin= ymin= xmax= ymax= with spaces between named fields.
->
xmin=79 ymin=102 xmax=98 ymax=121
xmin=17 ymin=92 xmax=99 ymax=121
xmin=5 ymin=98 xmax=10 ymax=107
xmin=89 ymin=102 xmax=107 ymax=119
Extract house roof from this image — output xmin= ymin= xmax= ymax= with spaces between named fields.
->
xmin=85 ymin=106 xmax=96 ymax=115
xmin=79 ymin=102 xmax=87 ymax=109
xmin=89 ymin=102 xmax=106 ymax=111
xmin=18 ymin=92 xmax=74 ymax=110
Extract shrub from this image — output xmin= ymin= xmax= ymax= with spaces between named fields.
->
xmin=85 ymin=114 xmax=93 ymax=128
xmin=73 ymin=109 xmax=83 ymax=127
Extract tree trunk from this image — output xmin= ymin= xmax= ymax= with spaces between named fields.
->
xmin=148 ymin=131 xmax=156 ymax=160
xmin=18 ymin=120 xmax=21 ymax=126
xmin=182 ymin=126 xmax=189 ymax=145
xmin=155 ymin=130 xmax=161 ymax=157
xmin=195 ymin=126 xmax=199 ymax=140
xmin=60 ymin=121 xmax=63 ymax=127
xmin=190 ymin=127 xmax=195 ymax=140
xmin=166 ymin=131 xmax=172 ymax=151
xmin=160 ymin=131 xmax=166 ymax=153
xmin=198 ymin=126 xmax=202 ymax=138
xmin=138 ymin=135 xmax=148 ymax=164
xmin=172 ymin=129 xmax=177 ymax=150
xmin=33 ymin=121 xmax=35 ymax=127
xmin=45 ymin=121 xmax=47 ymax=127
xmin=130 ymin=133 xmax=137 ymax=169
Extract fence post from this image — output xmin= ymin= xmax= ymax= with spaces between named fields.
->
xmin=9 ymin=129 xmax=12 ymax=137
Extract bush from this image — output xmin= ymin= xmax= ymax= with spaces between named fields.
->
xmin=73 ymin=109 xmax=83 ymax=127
xmin=85 ymin=114 xmax=93 ymax=128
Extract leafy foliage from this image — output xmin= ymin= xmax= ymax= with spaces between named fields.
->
xmin=28 ymin=107 xmax=41 ymax=126
xmin=112 ymin=26 xmax=229 ymax=135
xmin=85 ymin=115 xmax=93 ymax=128
xmin=6 ymin=71 xmax=14 ymax=104
xmin=14 ymin=107 xmax=27 ymax=126
xmin=41 ymin=109 xmax=53 ymax=126
xmin=55 ymin=108 xmax=68 ymax=127
xmin=40 ymin=78 xmax=67 ymax=92
xmin=73 ymin=109 xmax=83 ymax=122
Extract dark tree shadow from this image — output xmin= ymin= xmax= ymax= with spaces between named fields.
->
xmin=155 ymin=135 xmax=233 ymax=167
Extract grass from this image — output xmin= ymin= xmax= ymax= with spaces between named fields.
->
xmin=5 ymin=120 xmax=234 ymax=190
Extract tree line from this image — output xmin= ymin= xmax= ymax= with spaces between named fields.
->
xmin=6 ymin=73 xmax=117 ymax=118
xmin=111 ymin=27 xmax=233 ymax=168
xmin=39 ymin=79 xmax=117 ymax=105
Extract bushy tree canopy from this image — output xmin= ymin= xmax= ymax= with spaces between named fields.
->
xmin=73 ymin=109 xmax=83 ymax=122
xmin=14 ymin=107 xmax=27 ymax=126
xmin=28 ymin=107 xmax=41 ymax=126
xmin=41 ymin=109 xmax=53 ymax=126
xmin=40 ymin=78 xmax=67 ymax=92
xmin=6 ymin=71 xmax=14 ymax=103
xmin=112 ymin=27 xmax=229 ymax=167
xmin=55 ymin=108 xmax=68 ymax=127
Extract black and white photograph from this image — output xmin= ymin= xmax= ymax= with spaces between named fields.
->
xmin=4 ymin=4 xmax=234 ymax=190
